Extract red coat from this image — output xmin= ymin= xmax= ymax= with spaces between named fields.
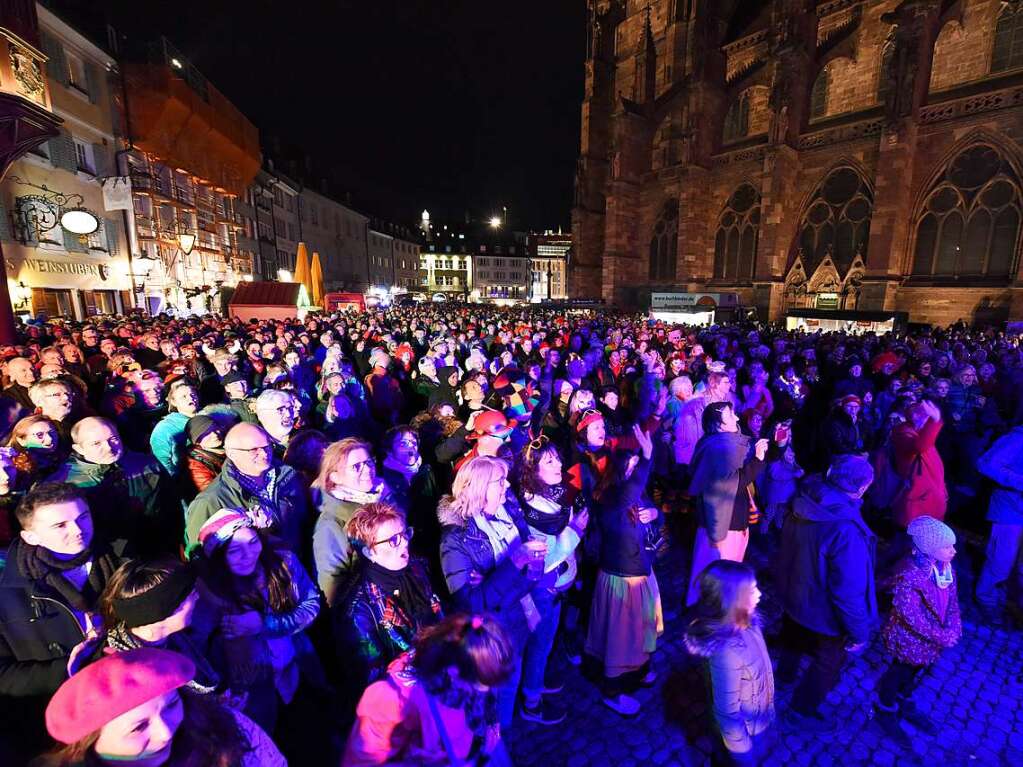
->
xmin=891 ymin=418 xmax=947 ymax=528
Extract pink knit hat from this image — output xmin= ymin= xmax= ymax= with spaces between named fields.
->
xmin=197 ymin=508 xmax=253 ymax=556
xmin=46 ymin=648 xmax=195 ymax=744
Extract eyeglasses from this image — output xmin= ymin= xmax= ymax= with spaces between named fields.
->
xmin=228 ymin=443 xmax=272 ymax=455
xmin=372 ymin=526 xmax=413 ymax=549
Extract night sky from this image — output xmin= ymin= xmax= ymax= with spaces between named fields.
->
xmin=48 ymin=0 xmax=588 ymax=232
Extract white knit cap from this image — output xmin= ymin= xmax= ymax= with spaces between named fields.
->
xmin=907 ymin=516 xmax=956 ymax=558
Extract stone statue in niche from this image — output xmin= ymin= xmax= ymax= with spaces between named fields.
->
xmin=880 ymin=8 xmax=926 ymax=126
xmin=770 ymin=105 xmax=790 ymax=145
xmin=611 ymin=151 xmax=622 ymax=179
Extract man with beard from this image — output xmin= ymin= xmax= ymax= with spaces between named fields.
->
xmin=0 ymin=482 xmax=120 ymax=761
xmin=254 ymin=388 xmax=299 ymax=460
xmin=185 ymin=422 xmax=308 ymax=555
xmin=45 ymin=418 xmax=175 ymax=557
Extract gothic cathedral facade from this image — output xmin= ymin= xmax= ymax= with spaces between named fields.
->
xmin=572 ymin=0 xmax=1023 ymax=326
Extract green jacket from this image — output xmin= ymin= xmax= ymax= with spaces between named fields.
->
xmin=46 ymin=451 xmax=177 ymax=557
xmin=185 ymin=462 xmax=308 ymax=556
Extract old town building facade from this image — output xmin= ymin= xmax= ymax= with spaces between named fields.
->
xmin=572 ymin=0 xmax=1023 ymax=325
xmin=122 ymin=37 xmax=260 ymax=315
xmin=299 ymin=185 xmax=369 ymax=292
xmin=0 ymin=5 xmax=133 ymax=320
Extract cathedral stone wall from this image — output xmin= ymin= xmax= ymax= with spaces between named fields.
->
xmin=572 ymin=0 xmax=1023 ymax=325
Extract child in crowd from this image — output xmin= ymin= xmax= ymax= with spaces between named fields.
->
xmin=757 ymin=443 xmax=803 ymax=535
xmin=685 ymin=560 xmax=774 ymax=766
xmin=874 ymin=515 xmax=961 ymax=744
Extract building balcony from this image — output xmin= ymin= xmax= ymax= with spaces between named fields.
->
xmin=171 ymin=184 xmax=194 ymax=207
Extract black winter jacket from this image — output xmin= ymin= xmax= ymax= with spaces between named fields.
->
xmin=0 ymin=539 xmax=87 ymax=697
xmin=776 ymin=476 xmax=878 ymax=643
xmin=593 ymin=457 xmax=659 ymax=577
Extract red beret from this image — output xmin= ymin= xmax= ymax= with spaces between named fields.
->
xmin=46 ymin=648 xmax=195 ymax=744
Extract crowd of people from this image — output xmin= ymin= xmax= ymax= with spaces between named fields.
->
xmin=0 ymin=303 xmax=1019 ymax=766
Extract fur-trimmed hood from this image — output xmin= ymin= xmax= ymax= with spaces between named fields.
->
xmin=683 ymin=615 xmax=762 ymax=658
xmin=436 ymin=494 xmax=465 ymax=527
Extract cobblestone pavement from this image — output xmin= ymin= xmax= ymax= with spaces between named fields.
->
xmin=506 ymin=519 xmax=1023 ymax=767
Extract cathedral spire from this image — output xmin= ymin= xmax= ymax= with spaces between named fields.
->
xmin=635 ymin=3 xmax=657 ymax=103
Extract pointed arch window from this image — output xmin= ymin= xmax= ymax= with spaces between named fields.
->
xmin=993 ymin=5 xmax=1023 ymax=73
xmin=649 ymin=200 xmax=678 ymax=282
xmin=723 ymin=91 xmax=750 ymax=144
xmin=796 ymin=167 xmax=873 ymax=275
xmin=912 ymin=144 xmax=1021 ymax=279
xmin=713 ymin=184 xmax=760 ymax=282
xmin=810 ymin=65 xmax=829 ymax=121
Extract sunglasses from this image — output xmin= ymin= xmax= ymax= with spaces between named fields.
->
xmin=372 ymin=526 xmax=414 ymax=549
xmin=525 ymin=433 xmax=550 ymax=454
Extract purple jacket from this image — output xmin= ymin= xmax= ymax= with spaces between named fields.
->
xmin=881 ymin=554 xmax=961 ymax=666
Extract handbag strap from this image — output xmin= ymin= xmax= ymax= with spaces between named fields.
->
xmin=426 ymin=689 xmax=462 ymax=767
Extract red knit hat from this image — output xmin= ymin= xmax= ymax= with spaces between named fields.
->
xmin=46 ymin=648 xmax=195 ymax=744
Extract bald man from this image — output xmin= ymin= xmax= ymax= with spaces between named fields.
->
xmin=45 ymin=416 xmax=176 ymax=557
xmin=4 ymin=357 xmax=37 ymax=412
xmin=184 ymin=422 xmax=308 ymax=555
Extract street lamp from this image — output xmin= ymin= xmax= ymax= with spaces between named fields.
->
xmin=489 ymin=216 xmax=502 ymax=229
xmin=59 ymin=206 xmax=100 ymax=236
xmin=177 ymin=232 xmax=195 ymax=255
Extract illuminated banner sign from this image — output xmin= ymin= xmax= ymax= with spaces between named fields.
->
xmin=650 ymin=292 xmax=737 ymax=310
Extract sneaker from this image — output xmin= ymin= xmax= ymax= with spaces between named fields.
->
xmin=520 ymin=698 xmax=567 ymax=725
xmin=601 ymin=693 xmax=641 ymax=717
xmin=541 ymin=679 xmax=565 ymax=694
xmin=780 ymin=708 xmax=836 ymax=734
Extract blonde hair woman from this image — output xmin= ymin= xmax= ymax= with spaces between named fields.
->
xmin=312 ymin=437 xmax=395 ymax=606
xmin=438 ymin=456 xmax=558 ymax=728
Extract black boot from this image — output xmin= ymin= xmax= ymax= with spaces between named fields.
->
xmin=898 ymin=698 xmax=937 ymax=735
xmin=872 ymin=701 xmax=912 ymax=749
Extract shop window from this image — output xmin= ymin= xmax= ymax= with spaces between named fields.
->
xmin=992 ymin=5 xmax=1023 ymax=73
xmin=911 ymin=144 xmax=1020 ymax=278
xmin=795 ymin=167 xmax=873 ymax=274
xmin=713 ymin=184 xmax=760 ymax=281
xmin=81 ymin=290 xmax=117 ymax=316
xmin=31 ymin=288 xmax=74 ymax=318
xmin=723 ymin=92 xmax=750 ymax=144
xmin=648 ymin=199 xmax=678 ymax=281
